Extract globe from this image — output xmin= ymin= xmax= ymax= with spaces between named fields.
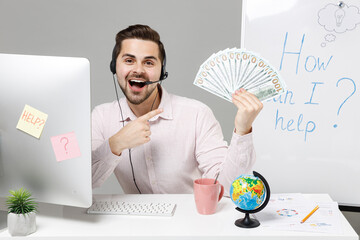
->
xmin=230 ymin=171 xmax=270 ymax=228
xmin=230 ymin=174 xmax=266 ymax=211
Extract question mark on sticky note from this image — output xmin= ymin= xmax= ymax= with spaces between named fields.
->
xmin=334 ymin=77 xmax=356 ymax=128
xmin=38 ymin=119 xmax=45 ymax=128
xmin=60 ymin=137 xmax=69 ymax=154
xmin=36 ymin=119 xmax=46 ymax=129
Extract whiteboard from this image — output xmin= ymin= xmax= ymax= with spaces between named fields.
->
xmin=242 ymin=0 xmax=360 ymax=206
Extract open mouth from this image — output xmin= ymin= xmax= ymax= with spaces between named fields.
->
xmin=129 ymin=79 xmax=147 ymax=91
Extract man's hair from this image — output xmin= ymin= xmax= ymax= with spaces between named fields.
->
xmin=114 ymin=24 xmax=165 ymax=62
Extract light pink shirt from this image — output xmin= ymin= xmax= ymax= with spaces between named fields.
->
xmin=92 ymin=87 xmax=255 ymax=195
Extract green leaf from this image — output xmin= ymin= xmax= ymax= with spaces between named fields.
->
xmin=6 ymin=188 xmax=38 ymax=215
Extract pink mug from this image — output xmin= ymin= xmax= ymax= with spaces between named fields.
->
xmin=193 ymin=178 xmax=224 ymax=215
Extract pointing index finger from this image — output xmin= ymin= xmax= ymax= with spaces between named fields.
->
xmin=139 ymin=108 xmax=163 ymax=121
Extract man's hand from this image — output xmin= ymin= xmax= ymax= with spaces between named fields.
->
xmin=109 ymin=108 xmax=163 ymax=156
xmin=232 ymin=89 xmax=263 ymax=136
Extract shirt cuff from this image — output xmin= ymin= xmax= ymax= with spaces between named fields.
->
xmin=230 ymin=130 xmax=253 ymax=148
xmin=95 ymin=139 xmax=122 ymax=167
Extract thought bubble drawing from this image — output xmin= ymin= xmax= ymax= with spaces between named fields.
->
xmin=325 ymin=33 xmax=336 ymax=42
xmin=318 ymin=3 xmax=360 ymax=33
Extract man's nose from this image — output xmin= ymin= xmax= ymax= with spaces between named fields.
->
xmin=132 ymin=62 xmax=145 ymax=75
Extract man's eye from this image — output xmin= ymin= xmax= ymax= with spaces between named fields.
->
xmin=145 ymin=61 xmax=154 ymax=66
xmin=124 ymin=59 xmax=133 ymax=63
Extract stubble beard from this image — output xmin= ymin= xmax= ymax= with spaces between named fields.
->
xmin=119 ymin=73 xmax=157 ymax=105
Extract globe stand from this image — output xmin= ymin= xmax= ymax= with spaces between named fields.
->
xmin=233 ymin=171 xmax=271 ymax=229
xmin=235 ymin=208 xmax=260 ymax=228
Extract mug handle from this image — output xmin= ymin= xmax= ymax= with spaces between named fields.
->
xmin=218 ymin=184 xmax=224 ymax=201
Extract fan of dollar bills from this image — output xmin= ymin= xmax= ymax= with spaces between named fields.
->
xmin=194 ymin=48 xmax=286 ymax=102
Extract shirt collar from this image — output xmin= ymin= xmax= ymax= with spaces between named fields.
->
xmin=119 ymin=85 xmax=173 ymax=122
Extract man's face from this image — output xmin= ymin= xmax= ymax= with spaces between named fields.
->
xmin=116 ymin=39 xmax=162 ymax=105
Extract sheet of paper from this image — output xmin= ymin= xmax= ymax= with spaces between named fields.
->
xmin=255 ymin=193 xmax=343 ymax=234
xmin=291 ymin=202 xmax=342 ymax=234
xmin=50 ymin=132 xmax=81 ymax=162
xmin=16 ymin=104 xmax=48 ymax=139
xmin=254 ymin=193 xmax=310 ymax=226
xmin=268 ymin=193 xmax=310 ymax=206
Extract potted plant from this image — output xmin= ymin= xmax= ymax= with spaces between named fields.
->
xmin=6 ymin=188 xmax=37 ymax=236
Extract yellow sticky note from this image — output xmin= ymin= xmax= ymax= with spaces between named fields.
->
xmin=16 ymin=104 xmax=48 ymax=139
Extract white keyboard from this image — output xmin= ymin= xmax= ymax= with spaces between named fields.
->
xmin=87 ymin=200 xmax=176 ymax=217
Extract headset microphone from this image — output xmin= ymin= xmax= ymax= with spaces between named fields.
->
xmin=144 ymin=80 xmax=162 ymax=85
xmin=144 ymin=72 xmax=168 ymax=85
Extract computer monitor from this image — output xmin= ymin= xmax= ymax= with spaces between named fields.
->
xmin=0 ymin=53 xmax=92 ymax=208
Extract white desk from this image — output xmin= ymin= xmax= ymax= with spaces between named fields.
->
xmin=0 ymin=194 xmax=358 ymax=239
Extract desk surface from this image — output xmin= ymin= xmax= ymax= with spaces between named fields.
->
xmin=0 ymin=194 xmax=358 ymax=240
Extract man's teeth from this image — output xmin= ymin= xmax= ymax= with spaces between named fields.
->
xmin=129 ymin=79 xmax=146 ymax=88
xmin=130 ymin=80 xmax=145 ymax=83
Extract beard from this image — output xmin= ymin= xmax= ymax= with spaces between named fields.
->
xmin=119 ymin=72 xmax=157 ymax=105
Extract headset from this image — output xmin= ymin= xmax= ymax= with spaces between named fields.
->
xmin=109 ymin=44 xmax=168 ymax=81
xmin=110 ymin=41 xmax=168 ymax=194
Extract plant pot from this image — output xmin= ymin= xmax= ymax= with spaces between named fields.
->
xmin=7 ymin=212 xmax=36 ymax=236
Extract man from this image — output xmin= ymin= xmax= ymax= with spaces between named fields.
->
xmin=92 ymin=24 xmax=263 ymax=194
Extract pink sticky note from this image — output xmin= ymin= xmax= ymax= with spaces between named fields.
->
xmin=50 ymin=132 xmax=81 ymax=162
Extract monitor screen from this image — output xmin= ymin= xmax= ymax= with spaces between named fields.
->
xmin=0 ymin=53 xmax=92 ymax=208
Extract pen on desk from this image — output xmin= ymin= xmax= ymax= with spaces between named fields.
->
xmin=300 ymin=205 xmax=319 ymax=223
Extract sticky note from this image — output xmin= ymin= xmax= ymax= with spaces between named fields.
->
xmin=16 ymin=104 xmax=48 ymax=139
xmin=50 ymin=132 xmax=81 ymax=162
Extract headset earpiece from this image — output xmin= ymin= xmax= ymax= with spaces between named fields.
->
xmin=159 ymin=52 xmax=168 ymax=80
xmin=110 ymin=45 xmax=117 ymax=74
